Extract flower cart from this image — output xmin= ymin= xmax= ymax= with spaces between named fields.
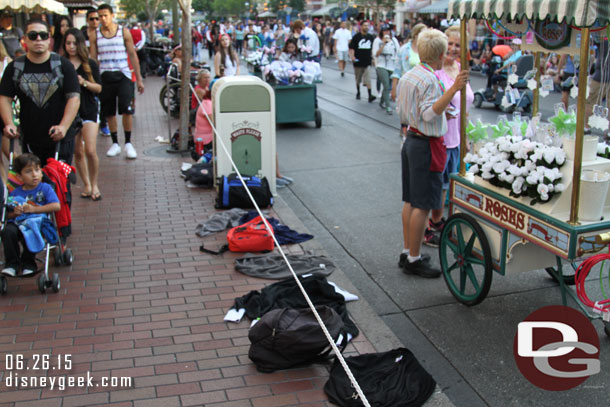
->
xmin=247 ymin=44 xmax=323 ymax=128
xmin=443 ymin=0 xmax=610 ymax=336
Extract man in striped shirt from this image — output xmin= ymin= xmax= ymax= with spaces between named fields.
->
xmin=396 ymin=28 xmax=468 ymax=279
xmin=90 ymin=3 xmax=144 ymax=159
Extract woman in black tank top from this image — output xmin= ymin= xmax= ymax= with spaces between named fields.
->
xmin=64 ymin=28 xmax=103 ymax=201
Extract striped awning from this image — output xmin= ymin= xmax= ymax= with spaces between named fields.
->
xmin=3 ymin=0 xmax=68 ymax=14
xmin=448 ymin=0 xmax=610 ymax=27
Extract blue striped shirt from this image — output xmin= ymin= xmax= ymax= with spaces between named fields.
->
xmin=397 ymin=64 xmax=447 ymax=137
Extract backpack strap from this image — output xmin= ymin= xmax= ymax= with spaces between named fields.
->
xmin=11 ymin=55 xmax=26 ymax=84
xmin=199 ymin=244 xmax=229 ymax=256
xmin=49 ymin=52 xmax=64 ymax=89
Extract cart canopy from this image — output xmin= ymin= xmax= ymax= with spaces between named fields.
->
xmin=448 ymin=0 xmax=610 ymax=27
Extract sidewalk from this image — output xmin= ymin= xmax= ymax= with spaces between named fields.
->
xmin=0 ymin=76 xmax=450 ymax=407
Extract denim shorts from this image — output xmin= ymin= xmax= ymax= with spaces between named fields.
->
xmin=442 ymin=146 xmax=460 ymax=191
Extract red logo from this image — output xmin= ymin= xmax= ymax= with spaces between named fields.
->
xmin=513 ymin=305 xmax=600 ymax=391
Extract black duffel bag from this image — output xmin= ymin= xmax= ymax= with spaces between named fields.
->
xmin=324 ymin=348 xmax=436 ymax=407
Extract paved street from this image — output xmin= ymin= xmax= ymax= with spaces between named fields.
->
xmin=275 ymin=57 xmax=610 ymax=406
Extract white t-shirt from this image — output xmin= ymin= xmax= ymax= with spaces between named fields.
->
xmin=332 ymin=28 xmax=352 ymax=52
xmin=372 ymin=37 xmax=400 ymax=71
xmin=300 ymin=27 xmax=320 ymax=57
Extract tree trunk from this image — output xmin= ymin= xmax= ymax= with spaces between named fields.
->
xmin=178 ymin=0 xmax=192 ymax=151
xmin=172 ymin=0 xmax=180 ymax=47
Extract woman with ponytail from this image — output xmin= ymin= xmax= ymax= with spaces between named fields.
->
xmin=63 ymin=28 xmax=103 ymax=201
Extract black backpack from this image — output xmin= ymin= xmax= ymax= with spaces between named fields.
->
xmin=183 ymin=161 xmax=214 ymax=187
xmin=215 ymin=173 xmax=273 ymax=209
xmin=248 ymin=306 xmax=346 ymax=373
xmin=324 ymin=348 xmax=436 ymax=407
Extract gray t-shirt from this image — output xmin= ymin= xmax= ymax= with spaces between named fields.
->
xmin=1 ymin=26 xmax=23 ymax=58
xmin=593 ymin=39 xmax=610 ymax=83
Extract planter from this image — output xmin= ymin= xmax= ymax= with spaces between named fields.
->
xmin=563 ymin=136 xmax=598 ymax=162
xmin=579 ymin=170 xmax=610 ymax=221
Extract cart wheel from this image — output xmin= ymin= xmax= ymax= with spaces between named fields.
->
xmin=314 ymin=109 xmax=322 ymax=128
xmin=54 ymin=246 xmax=63 ymax=267
xmin=37 ymin=275 xmax=46 ymax=294
xmin=439 ymin=213 xmax=493 ymax=306
xmin=63 ymin=248 xmax=73 ymax=266
xmin=605 ymin=323 xmax=610 ymax=338
xmin=544 ymin=265 xmax=576 ymax=286
xmin=473 ymin=94 xmax=483 ymax=108
xmin=51 ymin=273 xmax=60 ymax=293
xmin=0 ymin=276 xmax=7 ymax=295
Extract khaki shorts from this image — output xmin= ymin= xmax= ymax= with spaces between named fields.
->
xmin=354 ymin=66 xmax=371 ymax=87
xmin=587 ymin=79 xmax=610 ymax=107
xmin=336 ymin=50 xmax=349 ymax=62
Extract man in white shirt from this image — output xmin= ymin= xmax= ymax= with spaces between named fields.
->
xmin=292 ymin=20 xmax=319 ymax=61
xmin=333 ymin=21 xmax=352 ymax=77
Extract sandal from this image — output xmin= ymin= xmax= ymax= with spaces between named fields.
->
xmin=81 ymin=192 xmax=92 ymax=199
xmin=91 ymin=192 xmax=103 ymax=201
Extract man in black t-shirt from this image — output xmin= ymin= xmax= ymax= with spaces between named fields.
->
xmin=0 ymin=19 xmax=80 ymax=165
xmin=349 ymin=21 xmax=376 ymax=102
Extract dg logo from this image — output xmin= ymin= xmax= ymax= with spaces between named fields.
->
xmin=513 ymin=305 xmax=601 ymax=391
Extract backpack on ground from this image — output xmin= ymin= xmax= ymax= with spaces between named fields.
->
xmin=215 ymin=173 xmax=273 ymax=209
xmin=183 ymin=161 xmax=214 ymax=187
xmin=248 ymin=305 xmax=346 ymax=373
xmin=323 ymin=348 xmax=436 ymax=407
xmin=200 ymin=215 xmax=274 ymax=255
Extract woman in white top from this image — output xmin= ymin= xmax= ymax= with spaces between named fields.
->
xmin=372 ymin=26 xmax=400 ymax=115
xmin=214 ymin=34 xmax=240 ymax=77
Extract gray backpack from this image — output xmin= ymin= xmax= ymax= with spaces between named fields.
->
xmin=248 ymin=306 xmax=346 ymax=373
xmin=12 ymin=53 xmax=64 ymax=107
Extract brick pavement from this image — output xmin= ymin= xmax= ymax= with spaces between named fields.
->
xmin=0 ymin=76 xmax=379 ymax=406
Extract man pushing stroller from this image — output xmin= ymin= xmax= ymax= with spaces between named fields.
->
xmin=1 ymin=154 xmax=60 ymax=277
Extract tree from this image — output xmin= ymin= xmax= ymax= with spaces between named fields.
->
xmin=120 ymin=0 xmax=168 ymax=40
xmin=192 ymin=0 xmax=214 ymax=13
xmin=212 ymin=0 xmax=247 ymax=16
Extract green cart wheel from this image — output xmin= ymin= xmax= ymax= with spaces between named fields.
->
xmin=439 ymin=213 xmax=493 ymax=306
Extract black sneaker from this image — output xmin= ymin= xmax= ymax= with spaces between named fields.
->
xmin=429 ymin=218 xmax=446 ymax=233
xmin=341 ymin=72 xmax=345 ymax=77
xmin=403 ymin=258 xmax=441 ymax=278
xmin=423 ymin=228 xmax=441 ymax=248
xmin=368 ymin=95 xmax=377 ymax=103
xmin=356 ymin=93 xmax=361 ymax=100
xmin=398 ymin=253 xmax=431 ymax=268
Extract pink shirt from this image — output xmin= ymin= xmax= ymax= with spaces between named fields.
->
xmin=436 ymin=67 xmax=474 ymax=149
xmin=194 ymin=99 xmax=214 ymax=145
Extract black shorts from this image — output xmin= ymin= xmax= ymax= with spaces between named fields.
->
xmin=401 ymin=135 xmax=443 ymax=210
xmin=100 ymin=73 xmax=134 ymax=117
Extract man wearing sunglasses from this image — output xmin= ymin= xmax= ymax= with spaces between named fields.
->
xmin=0 ymin=19 xmax=80 ymax=165
xmin=85 ymin=7 xmax=110 ymax=137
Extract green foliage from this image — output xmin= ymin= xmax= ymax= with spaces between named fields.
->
xmin=121 ymin=0 xmax=169 ymax=20
xmin=213 ymin=0 xmax=247 ymax=16
xmin=354 ymin=0 xmax=395 ymax=8
xmin=192 ymin=0 xmax=214 ymax=13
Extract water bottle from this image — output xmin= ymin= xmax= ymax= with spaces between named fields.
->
xmin=195 ymin=137 xmax=204 ymax=158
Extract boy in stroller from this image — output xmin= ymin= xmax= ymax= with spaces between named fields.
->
xmin=1 ymin=153 xmax=60 ymax=277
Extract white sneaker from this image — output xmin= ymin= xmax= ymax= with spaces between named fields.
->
xmin=106 ymin=143 xmax=121 ymax=157
xmin=21 ymin=268 xmax=35 ymax=276
xmin=1 ymin=267 xmax=16 ymax=277
xmin=125 ymin=143 xmax=137 ymax=159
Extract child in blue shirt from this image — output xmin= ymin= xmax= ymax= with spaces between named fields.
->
xmin=1 ymin=154 xmax=60 ymax=277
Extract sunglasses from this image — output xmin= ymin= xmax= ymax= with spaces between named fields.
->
xmin=26 ymin=31 xmax=50 ymax=41
xmin=89 ymin=17 xmax=99 ymax=21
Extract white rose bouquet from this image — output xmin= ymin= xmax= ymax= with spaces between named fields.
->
xmin=465 ymin=136 xmax=566 ymax=205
